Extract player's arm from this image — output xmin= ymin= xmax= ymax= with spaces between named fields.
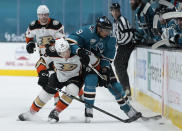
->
xmin=25 ymin=22 xmax=36 ymax=54
xmin=100 ymin=37 xmax=116 ymax=68
xmin=98 ymin=37 xmax=116 ymax=87
xmin=67 ymin=26 xmax=91 ymax=54
xmin=35 ymin=57 xmax=54 ymax=87
xmin=54 ymin=21 xmax=65 ymax=39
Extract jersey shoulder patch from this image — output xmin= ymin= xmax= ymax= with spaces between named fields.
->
xmin=30 ymin=21 xmax=36 ymax=26
xmin=88 ymin=25 xmax=95 ymax=33
xmin=81 ymin=25 xmax=95 ymax=35
xmin=29 ymin=20 xmax=41 ymax=30
xmin=47 ymin=19 xmax=62 ymax=30
xmin=53 ymin=20 xmax=59 ymax=25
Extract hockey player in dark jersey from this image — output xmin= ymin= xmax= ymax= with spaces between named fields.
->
xmin=66 ymin=16 xmax=142 ymax=123
xmin=130 ymin=0 xmax=155 ymax=44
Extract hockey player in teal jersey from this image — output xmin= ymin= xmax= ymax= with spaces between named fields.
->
xmin=130 ymin=0 xmax=156 ymax=44
xmin=162 ymin=13 xmax=182 ymax=47
xmin=67 ymin=16 xmax=142 ymax=123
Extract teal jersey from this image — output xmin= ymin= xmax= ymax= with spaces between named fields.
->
xmin=68 ymin=25 xmax=116 ymax=67
xmin=168 ymin=24 xmax=182 ymax=45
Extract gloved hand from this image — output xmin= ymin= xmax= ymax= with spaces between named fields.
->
xmin=45 ymin=44 xmax=58 ymax=57
xmin=38 ymin=70 xmax=49 ymax=87
xmin=174 ymin=34 xmax=180 ymax=45
xmin=169 ymin=34 xmax=181 ymax=47
xmin=26 ymin=41 xmax=35 ymax=54
xmin=77 ymin=48 xmax=90 ymax=66
xmin=151 ymin=28 xmax=161 ymax=36
xmin=99 ymin=67 xmax=110 ymax=87
xmin=49 ymin=39 xmax=55 ymax=44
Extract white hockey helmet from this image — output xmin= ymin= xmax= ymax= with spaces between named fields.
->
xmin=37 ymin=5 xmax=49 ymax=14
xmin=55 ymin=38 xmax=70 ymax=53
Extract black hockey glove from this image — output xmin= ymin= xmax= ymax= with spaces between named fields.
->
xmin=49 ymin=39 xmax=55 ymax=44
xmin=77 ymin=48 xmax=90 ymax=67
xmin=26 ymin=41 xmax=35 ymax=54
xmin=99 ymin=67 xmax=110 ymax=87
xmin=174 ymin=34 xmax=180 ymax=45
xmin=168 ymin=34 xmax=180 ymax=47
xmin=38 ymin=70 xmax=49 ymax=87
xmin=45 ymin=44 xmax=59 ymax=57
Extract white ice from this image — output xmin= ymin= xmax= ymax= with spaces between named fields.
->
xmin=0 ymin=76 xmax=181 ymax=131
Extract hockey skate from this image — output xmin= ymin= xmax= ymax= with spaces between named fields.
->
xmin=85 ymin=108 xmax=93 ymax=123
xmin=48 ymin=109 xmax=60 ymax=123
xmin=18 ymin=111 xmax=35 ymax=121
xmin=125 ymin=106 xmax=142 ymax=122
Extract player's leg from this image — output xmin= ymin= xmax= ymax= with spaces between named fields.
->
xmin=48 ymin=84 xmax=77 ymax=122
xmin=114 ymin=44 xmax=134 ymax=97
xmin=18 ymin=86 xmax=57 ymax=121
xmin=53 ymin=91 xmax=60 ymax=105
xmin=78 ymin=87 xmax=84 ymax=100
xmin=48 ymin=76 xmax=83 ymax=122
xmin=83 ymin=74 xmax=98 ymax=123
xmin=36 ymin=56 xmax=60 ymax=105
xmin=107 ymin=82 xmax=141 ymax=121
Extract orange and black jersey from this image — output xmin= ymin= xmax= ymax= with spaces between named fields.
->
xmin=28 ymin=18 xmax=63 ymax=31
xmin=25 ymin=18 xmax=65 ymax=55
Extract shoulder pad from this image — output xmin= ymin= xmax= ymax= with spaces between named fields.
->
xmin=29 ymin=20 xmax=40 ymax=30
xmin=82 ymin=25 xmax=95 ymax=34
xmin=47 ymin=19 xmax=62 ymax=30
xmin=30 ymin=21 xmax=36 ymax=26
xmin=106 ymin=36 xmax=116 ymax=44
xmin=88 ymin=25 xmax=95 ymax=33
xmin=53 ymin=20 xmax=59 ymax=25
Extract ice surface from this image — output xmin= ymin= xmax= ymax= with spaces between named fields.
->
xmin=0 ymin=76 xmax=181 ymax=131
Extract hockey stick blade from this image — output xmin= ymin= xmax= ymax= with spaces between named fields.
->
xmin=141 ymin=115 xmax=162 ymax=121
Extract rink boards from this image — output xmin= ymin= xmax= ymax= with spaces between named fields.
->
xmin=0 ymin=43 xmax=38 ymax=76
xmin=132 ymin=47 xmax=182 ymax=129
xmin=0 ymin=43 xmax=181 ymax=129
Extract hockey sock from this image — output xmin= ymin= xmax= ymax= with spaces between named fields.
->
xmin=55 ymin=94 xmax=73 ymax=112
xmin=83 ymin=90 xmax=96 ymax=108
xmin=117 ymin=96 xmax=130 ymax=113
xmin=54 ymin=91 xmax=60 ymax=98
xmin=30 ymin=96 xmax=45 ymax=113
xmin=54 ymin=91 xmax=60 ymax=104
xmin=30 ymin=89 xmax=54 ymax=113
xmin=78 ymin=88 xmax=84 ymax=97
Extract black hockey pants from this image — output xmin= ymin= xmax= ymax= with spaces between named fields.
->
xmin=114 ymin=42 xmax=135 ymax=95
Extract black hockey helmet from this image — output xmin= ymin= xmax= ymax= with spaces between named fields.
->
xmin=110 ymin=3 xmax=120 ymax=11
xmin=96 ymin=16 xmax=112 ymax=30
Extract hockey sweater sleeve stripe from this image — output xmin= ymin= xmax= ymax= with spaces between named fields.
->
xmin=26 ymin=37 xmax=34 ymax=43
xmin=36 ymin=64 xmax=47 ymax=74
